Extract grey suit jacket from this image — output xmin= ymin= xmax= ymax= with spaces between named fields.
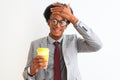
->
xmin=23 ymin=21 xmax=102 ymax=80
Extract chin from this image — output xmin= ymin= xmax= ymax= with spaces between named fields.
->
xmin=54 ymin=34 xmax=62 ymax=37
xmin=54 ymin=35 xmax=61 ymax=37
xmin=50 ymin=32 xmax=62 ymax=39
xmin=53 ymin=33 xmax=62 ymax=37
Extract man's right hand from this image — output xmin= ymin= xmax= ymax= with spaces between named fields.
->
xmin=29 ymin=56 xmax=48 ymax=76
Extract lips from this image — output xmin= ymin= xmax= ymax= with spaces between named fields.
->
xmin=53 ymin=28 xmax=61 ymax=33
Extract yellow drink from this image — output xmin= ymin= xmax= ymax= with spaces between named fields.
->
xmin=37 ymin=48 xmax=49 ymax=60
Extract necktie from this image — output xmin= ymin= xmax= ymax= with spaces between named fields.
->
xmin=54 ymin=42 xmax=61 ymax=80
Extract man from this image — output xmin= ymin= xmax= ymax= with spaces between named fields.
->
xmin=23 ymin=2 xmax=102 ymax=80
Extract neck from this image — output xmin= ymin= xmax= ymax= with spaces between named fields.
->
xmin=49 ymin=34 xmax=62 ymax=40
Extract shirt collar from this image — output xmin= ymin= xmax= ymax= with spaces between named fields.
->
xmin=47 ymin=35 xmax=63 ymax=44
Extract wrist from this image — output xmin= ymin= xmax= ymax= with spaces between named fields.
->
xmin=27 ymin=67 xmax=34 ymax=76
xmin=28 ymin=66 xmax=37 ymax=76
xmin=69 ymin=15 xmax=78 ymax=25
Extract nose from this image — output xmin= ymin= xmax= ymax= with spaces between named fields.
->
xmin=55 ymin=22 xmax=61 ymax=28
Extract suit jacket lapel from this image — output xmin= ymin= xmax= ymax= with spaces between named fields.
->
xmin=40 ymin=37 xmax=48 ymax=48
xmin=62 ymin=35 xmax=67 ymax=55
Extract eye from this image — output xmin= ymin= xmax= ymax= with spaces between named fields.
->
xmin=52 ymin=19 xmax=57 ymax=25
xmin=61 ymin=21 xmax=67 ymax=26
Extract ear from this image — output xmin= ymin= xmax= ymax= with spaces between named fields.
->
xmin=48 ymin=20 xmax=50 ymax=26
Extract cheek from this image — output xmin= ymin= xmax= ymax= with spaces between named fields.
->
xmin=62 ymin=26 xmax=67 ymax=31
xmin=61 ymin=28 xmax=65 ymax=32
xmin=60 ymin=28 xmax=66 ymax=34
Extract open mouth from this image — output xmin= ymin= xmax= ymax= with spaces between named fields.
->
xmin=53 ymin=28 xmax=61 ymax=33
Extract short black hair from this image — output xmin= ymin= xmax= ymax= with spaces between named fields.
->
xmin=43 ymin=2 xmax=73 ymax=23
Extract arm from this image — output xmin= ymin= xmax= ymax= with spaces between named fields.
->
xmin=23 ymin=42 xmax=36 ymax=80
xmin=23 ymin=42 xmax=47 ymax=80
xmin=51 ymin=3 xmax=102 ymax=52
xmin=75 ymin=21 xmax=102 ymax=52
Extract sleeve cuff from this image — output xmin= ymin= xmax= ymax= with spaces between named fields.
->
xmin=74 ymin=20 xmax=92 ymax=35
xmin=27 ymin=67 xmax=35 ymax=77
xmin=27 ymin=67 xmax=31 ymax=74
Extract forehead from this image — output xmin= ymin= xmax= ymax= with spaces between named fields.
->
xmin=50 ymin=14 xmax=65 ymax=20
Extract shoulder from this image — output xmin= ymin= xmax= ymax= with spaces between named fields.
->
xmin=31 ymin=36 xmax=47 ymax=45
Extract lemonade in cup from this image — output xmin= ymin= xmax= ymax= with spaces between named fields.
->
xmin=37 ymin=48 xmax=49 ymax=69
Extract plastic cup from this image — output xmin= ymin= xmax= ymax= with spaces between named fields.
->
xmin=37 ymin=48 xmax=49 ymax=61
xmin=37 ymin=48 xmax=49 ymax=69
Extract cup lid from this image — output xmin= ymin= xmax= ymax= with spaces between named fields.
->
xmin=37 ymin=48 xmax=49 ymax=52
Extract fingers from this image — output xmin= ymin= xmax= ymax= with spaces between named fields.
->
xmin=51 ymin=3 xmax=71 ymax=15
xmin=30 ymin=56 xmax=48 ymax=75
xmin=52 ymin=3 xmax=70 ymax=8
xmin=51 ymin=3 xmax=70 ymax=12
xmin=52 ymin=3 xmax=67 ymax=7
xmin=50 ymin=3 xmax=72 ymax=22
xmin=51 ymin=7 xmax=64 ymax=12
xmin=32 ymin=56 xmax=48 ymax=69
xmin=51 ymin=6 xmax=67 ymax=16
xmin=67 ymin=4 xmax=70 ymax=8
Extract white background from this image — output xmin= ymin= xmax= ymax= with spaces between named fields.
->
xmin=0 ymin=0 xmax=120 ymax=80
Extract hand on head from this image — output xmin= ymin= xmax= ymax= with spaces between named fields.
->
xmin=50 ymin=3 xmax=78 ymax=25
xmin=51 ymin=3 xmax=73 ymax=22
